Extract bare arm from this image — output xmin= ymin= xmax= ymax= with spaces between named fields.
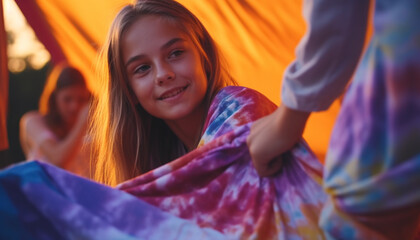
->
xmin=247 ymin=104 xmax=309 ymax=176
xmin=247 ymin=0 xmax=370 ymax=177
xmin=20 ymin=105 xmax=89 ymax=167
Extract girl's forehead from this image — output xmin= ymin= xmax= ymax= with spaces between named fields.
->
xmin=57 ymin=85 xmax=88 ymax=94
xmin=122 ymin=15 xmax=199 ymax=61
xmin=130 ymin=15 xmax=200 ymax=49
xmin=129 ymin=15 xmax=187 ymax=38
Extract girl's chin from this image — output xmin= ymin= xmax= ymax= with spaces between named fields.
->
xmin=63 ymin=117 xmax=77 ymax=126
xmin=155 ymin=111 xmax=187 ymax=122
xmin=161 ymin=108 xmax=200 ymax=122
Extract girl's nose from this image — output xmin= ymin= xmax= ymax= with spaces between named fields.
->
xmin=156 ymin=62 xmax=175 ymax=85
xmin=70 ymin=100 xmax=82 ymax=113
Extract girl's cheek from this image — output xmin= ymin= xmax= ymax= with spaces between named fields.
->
xmin=131 ymin=80 xmax=152 ymax=101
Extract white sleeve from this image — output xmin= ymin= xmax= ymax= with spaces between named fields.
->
xmin=282 ymin=0 xmax=371 ymax=111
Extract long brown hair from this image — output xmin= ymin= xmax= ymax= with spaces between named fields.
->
xmin=90 ymin=0 xmax=236 ymax=186
xmin=40 ymin=64 xmax=88 ymax=138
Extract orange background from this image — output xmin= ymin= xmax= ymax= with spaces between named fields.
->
xmin=0 ymin=0 xmax=369 ymax=161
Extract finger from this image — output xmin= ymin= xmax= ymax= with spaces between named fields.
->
xmin=259 ymin=157 xmax=283 ymax=177
xmin=252 ymin=156 xmax=283 ymax=177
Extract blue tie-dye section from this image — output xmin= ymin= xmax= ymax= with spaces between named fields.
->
xmin=204 ymin=95 xmax=241 ymax=137
xmin=200 ymin=86 xmax=277 ymax=146
xmin=0 ymin=163 xmax=61 ymax=239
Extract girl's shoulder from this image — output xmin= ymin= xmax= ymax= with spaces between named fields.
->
xmin=200 ymin=86 xmax=277 ymax=143
xmin=20 ymin=111 xmax=54 ymax=140
xmin=212 ymin=86 xmax=276 ymax=113
xmin=20 ymin=111 xmax=44 ymax=128
xmin=214 ymin=86 xmax=263 ymax=101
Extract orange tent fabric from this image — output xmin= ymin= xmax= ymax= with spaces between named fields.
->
xmin=7 ymin=0 xmax=350 ymax=161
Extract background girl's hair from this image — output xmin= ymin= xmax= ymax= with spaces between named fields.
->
xmin=90 ymin=0 xmax=236 ymax=186
xmin=40 ymin=63 xmax=87 ymax=131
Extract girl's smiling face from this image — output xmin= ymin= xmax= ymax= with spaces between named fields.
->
xmin=122 ymin=15 xmax=208 ymax=126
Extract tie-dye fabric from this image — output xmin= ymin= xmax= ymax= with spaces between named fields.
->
xmin=0 ymin=86 xmax=327 ymax=239
xmin=320 ymin=1 xmax=420 ymax=239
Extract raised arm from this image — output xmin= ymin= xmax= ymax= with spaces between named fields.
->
xmin=20 ymin=105 xmax=89 ymax=167
xmin=247 ymin=0 xmax=371 ymax=177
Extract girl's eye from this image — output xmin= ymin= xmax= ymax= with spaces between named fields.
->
xmin=169 ymin=50 xmax=184 ymax=59
xmin=134 ymin=65 xmax=150 ymax=74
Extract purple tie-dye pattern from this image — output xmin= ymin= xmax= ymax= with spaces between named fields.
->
xmin=320 ymin=1 xmax=420 ymax=239
xmin=1 ymin=161 xmax=227 ymax=239
xmin=0 ymin=86 xmax=327 ymax=239
xmin=118 ymin=86 xmax=326 ymax=239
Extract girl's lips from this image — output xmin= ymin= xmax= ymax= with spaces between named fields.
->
xmin=158 ymin=84 xmax=189 ymax=100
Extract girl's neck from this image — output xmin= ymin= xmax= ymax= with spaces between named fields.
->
xmin=165 ymin=102 xmax=207 ymax=151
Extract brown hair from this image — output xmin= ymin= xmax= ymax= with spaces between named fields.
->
xmin=40 ymin=64 xmax=88 ymax=137
xmin=90 ymin=0 xmax=236 ymax=186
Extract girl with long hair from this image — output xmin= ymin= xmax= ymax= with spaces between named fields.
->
xmin=2 ymin=0 xmax=329 ymax=238
xmin=20 ymin=64 xmax=92 ymax=177
xmin=90 ymin=0 xmax=238 ymax=185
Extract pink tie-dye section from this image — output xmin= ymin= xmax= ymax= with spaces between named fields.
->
xmin=118 ymin=86 xmax=327 ymax=239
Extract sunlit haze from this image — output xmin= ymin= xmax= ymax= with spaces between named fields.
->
xmin=4 ymin=0 xmax=50 ymax=72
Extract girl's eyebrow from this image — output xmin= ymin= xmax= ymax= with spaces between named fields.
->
xmin=125 ymin=37 xmax=186 ymax=68
xmin=162 ymin=37 xmax=185 ymax=50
